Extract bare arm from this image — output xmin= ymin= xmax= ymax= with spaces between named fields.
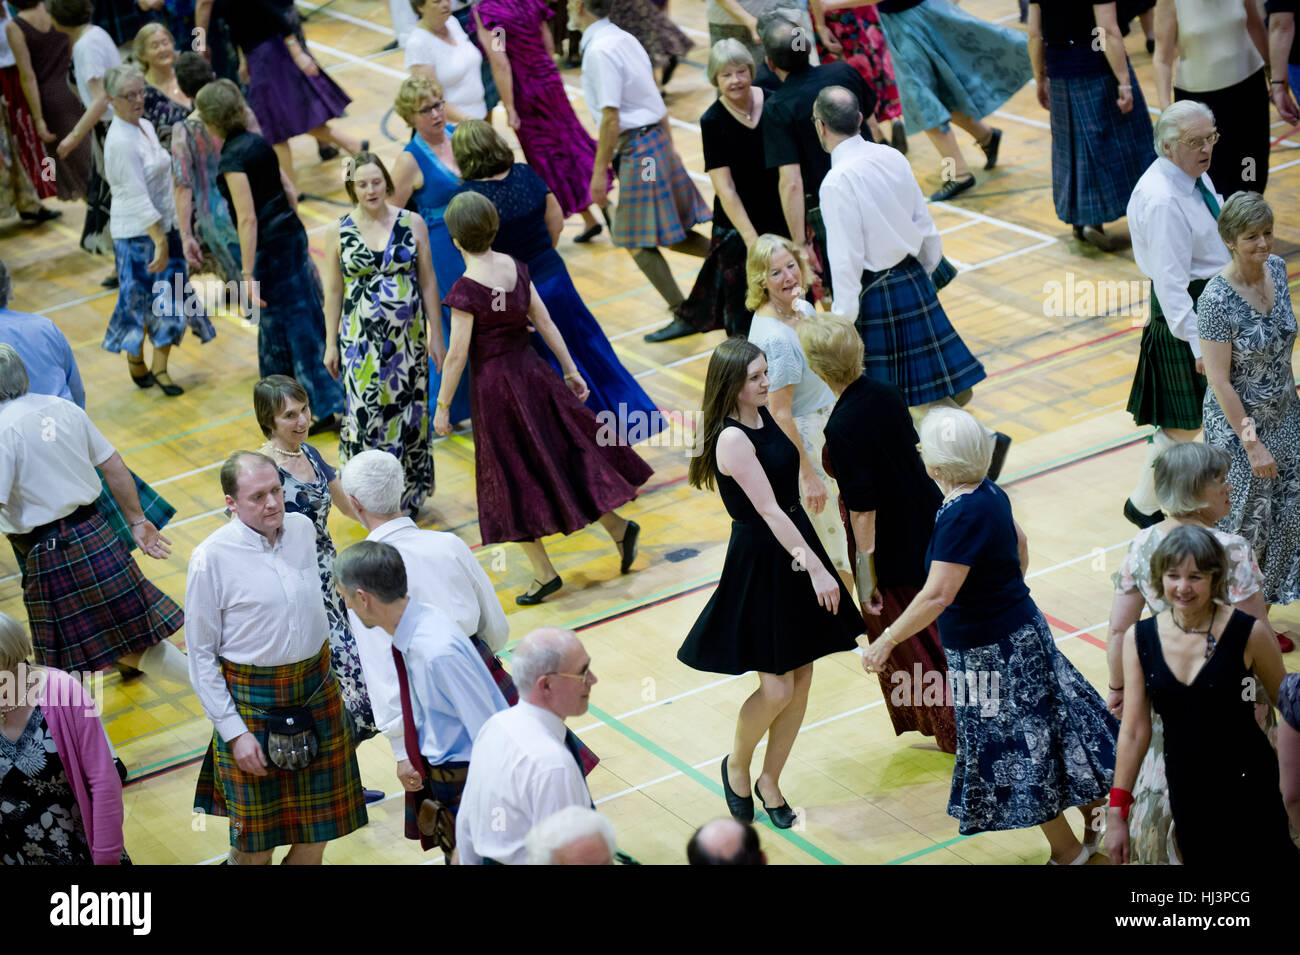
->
xmin=322 ymin=221 xmax=344 ymax=378
xmin=1107 ymin=590 xmax=1146 ymax=692
xmin=714 ymin=0 xmax=759 ymax=41
xmin=1153 ymin=0 xmax=1178 ymax=110
xmin=1281 ymin=707 xmax=1300 ymax=831
xmin=390 ymin=151 xmax=422 ymax=209
xmin=543 ymin=192 xmax=563 ymax=246
xmin=1245 ymin=0 xmax=1269 ymax=64
xmin=527 ymin=281 xmax=582 ymax=378
xmin=1269 ymin=12 xmax=1299 ymax=123
xmin=1094 ymin=3 xmax=1134 ymax=112
xmin=1106 ymin=625 xmax=1154 ymax=864
xmin=328 ymin=476 xmax=359 ymax=522
xmin=1028 ymin=3 xmax=1048 ymax=110
xmin=777 ymin=164 xmax=806 ymax=250
xmin=100 ymin=451 xmax=171 ymax=558
xmin=1244 ymin=617 xmax=1286 ymax=705
xmin=477 ymin=10 xmax=517 ymax=127
xmin=7 ymin=22 xmax=50 ymax=140
xmin=848 ymin=508 xmax=875 ymax=554
xmin=59 ymin=77 xmax=109 ymax=157
xmin=590 ymin=107 xmax=620 ymax=207
xmin=766 ymin=384 xmax=826 ymax=514
xmin=708 ymin=166 xmax=759 ymax=246
xmin=408 ymin=211 xmax=445 ymax=368
xmin=1202 ymin=338 xmax=1276 ymax=475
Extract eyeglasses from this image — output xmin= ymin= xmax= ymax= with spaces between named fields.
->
xmin=1177 ymin=130 xmax=1220 ymax=149
xmin=547 ymin=666 xmax=594 ymax=684
xmin=416 ymin=101 xmax=445 ymax=115
xmin=115 ymin=89 xmax=146 ymax=102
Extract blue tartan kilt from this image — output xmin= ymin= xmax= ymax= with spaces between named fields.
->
xmin=1048 ymin=67 xmax=1156 ymax=226
xmin=611 ymin=124 xmax=710 ymax=249
xmin=857 ymin=255 xmax=986 ymax=406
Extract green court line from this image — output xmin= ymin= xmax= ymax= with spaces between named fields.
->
xmin=583 ymin=702 xmax=845 ymax=866
xmin=885 ymin=834 xmax=970 ymax=865
xmin=128 ymin=745 xmax=207 ymax=778
xmin=123 ymin=411 xmax=255 ymax=455
xmin=999 ymin=428 xmax=1155 ymax=484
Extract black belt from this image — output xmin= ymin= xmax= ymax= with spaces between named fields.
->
xmin=619 ymin=123 xmax=659 ymax=140
xmin=7 ymin=502 xmax=100 ymax=563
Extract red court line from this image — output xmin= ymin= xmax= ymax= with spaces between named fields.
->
xmin=986 ymin=325 xmax=1140 ymax=379
xmin=1041 ymin=612 xmax=1107 ymax=650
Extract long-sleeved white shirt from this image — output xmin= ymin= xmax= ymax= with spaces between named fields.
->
xmin=1127 ymin=156 xmax=1230 ymax=359
xmin=185 ymin=512 xmax=329 ymax=742
xmin=105 ymin=116 xmax=177 ymax=240
xmin=819 ymin=135 xmax=942 ymax=313
xmin=347 ymin=516 xmax=509 ymax=761
xmin=454 ymin=701 xmax=592 ymax=865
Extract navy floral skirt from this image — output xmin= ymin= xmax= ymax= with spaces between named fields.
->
xmin=104 ymin=230 xmax=215 ymax=355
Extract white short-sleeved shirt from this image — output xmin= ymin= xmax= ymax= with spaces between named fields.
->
xmin=405 ymin=21 xmax=487 ymax=120
xmin=106 ymin=117 xmax=177 ymax=239
xmin=579 ymin=18 xmax=665 ymax=130
xmin=0 ymin=393 xmax=116 ymax=535
xmin=72 ymin=25 xmax=120 ymax=119
xmin=748 ymin=302 xmax=835 ymax=418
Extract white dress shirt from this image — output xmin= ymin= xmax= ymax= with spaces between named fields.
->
xmin=455 ymin=701 xmax=591 ymax=865
xmin=819 ymin=136 xmax=943 ymax=313
xmin=0 ymin=393 xmax=114 ymax=535
xmin=71 ymin=25 xmax=118 ymax=117
xmin=579 ymin=18 xmax=665 ymax=130
xmin=1127 ymin=156 xmax=1230 ymax=359
xmin=405 ymin=20 xmax=487 ymax=119
xmin=391 ymin=601 xmax=508 ymax=766
xmin=105 ymin=117 xmax=176 ymax=240
xmin=185 ymin=512 xmax=330 ymax=742
xmin=348 ymin=516 xmax=509 ymax=761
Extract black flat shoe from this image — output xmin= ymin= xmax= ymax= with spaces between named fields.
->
xmin=988 ymin=431 xmax=1012 ymax=483
xmin=19 ymin=206 xmax=61 ymax=223
xmin=891 ymin=121 xmax=908 ymax=154
xmin=574 ymin=222 xmax=602 ymax=243
xmin=755 ymin=777 xmax=796 ymax=829
xmin=1146 ymin=37 xmax=1155 ymax=54
xmin=1073 ymin=224 xmax=1120 ymax=253
xmin=114 ymin=662 xmax=145 ymax=681
xmin=643 ymin=318 xmax=697 ymax=343
xmin=980 ymin=127 xmax=1002 ymax=170
xmin=101 ymin=274 xmax=119 ymax=289
xmin=115 ymin=757 xmax=129 ymax=783
xmin=930 ymin=174 xmax=976 ymax=202
xmin=317 ymin=142 xmax=340 ymax=161
xmin=152 ymin=371 xmax=184 ymax=397
xmin=308 ymin=413 xmax=339 ymax=436
xmin=381 ymin=38 xmax=399 ymax=51
xmin=128 ymin=358 xmax=154 ymax=389
xmin=1123 ymin=498 xmax=1164 ymax=529
xmin=661 ymin=54 xmax=679 ymax=88
xmin=516 ymin=575 xmax=562 ymax=605
xmin=617 ymin=520 xmax=639 ymax=574
xmin=363 ymin=788 xmax=385 ymax=805
xmin=721 ymin=755 xmax=754 ymax=822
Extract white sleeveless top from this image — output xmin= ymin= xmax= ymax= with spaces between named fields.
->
xmin=1173 ymin=0 xmax=1264 ymax=92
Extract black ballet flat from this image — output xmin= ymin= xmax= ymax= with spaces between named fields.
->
xmin=988 ymin=431 xmax=1012 ymax=483
xmin=890 ymin=121 xmax=908 ymax=154
xmin=574 ymin=222 xmax=603 ymax=243
xmin=152 ymin=371 xmax=184 ymax=397
xmin=516 ymin=575 xmax=562 ymax=605
xmin=19 ymin=206 xmax=61 ymax=223
xmin=980 ymin=127 xmax=1002 ymax=170
xmin=317 ymin=142 xmax=340 ymax=161
xmin=930 ymin=175 xmax=976 ymax=202
xmin=721 ymin=755 xmax=754 ymax=822
xmin=661 ymin=54 xmax=679 ymax=88
xmin=1123 ymin=498 xmax=1164 ymax=529
xmin=1146 ymin=37 xmax=1155 ymax=55
xmin=617 ymin=521 xmax=640 ymax=574
xmin=363 ymin=788 xmax=385 ymax=805
xmin=755 ymin=778 xmax=796 ymax=829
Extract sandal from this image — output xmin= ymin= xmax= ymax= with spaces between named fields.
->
xmin=127 ymin=356 xmax=154 ymax=389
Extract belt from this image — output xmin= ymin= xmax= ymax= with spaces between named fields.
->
xmin=619 ymin=123 xmax=659 ymax=140
xmin=7 ymin=502 xmax=100 ymax=562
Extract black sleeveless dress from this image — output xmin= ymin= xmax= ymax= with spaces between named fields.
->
xmin=678 ymin=407 xmax=862 ymax=675
xmin=1135 ymin=610 xmax=1298 ymax=865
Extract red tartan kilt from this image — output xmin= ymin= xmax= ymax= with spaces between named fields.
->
xmin=21 ymin=512 xmax=182 ymax=672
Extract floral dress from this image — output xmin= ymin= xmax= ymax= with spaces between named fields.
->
xmin=337 ymin=209 xmax=432 ymax=515
xmin=1199 ymin=255 xmax=1300 ymax=606
xmin=814 ymin=5 xmax=903 ymax=122
xmin=1113 ymin=523 xmax=1272 ymax=864
xmin=0 ymin=707 xmax=127 ymax=865
xmin=279 ymin=444 xmax=377 ymax=740
xmin=171 ymin=115 xmax=241 ymax=284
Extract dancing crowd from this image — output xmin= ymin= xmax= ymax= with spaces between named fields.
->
xmin=0 ymin=0 xmax=1298 ymax=867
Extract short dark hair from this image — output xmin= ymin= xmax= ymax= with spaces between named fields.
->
xmin=1148 ymin=524 xmax=1231 ymax=606
xmin=813 ymin=86 xmax=861 ymax=136
xmin=444 ymin=191 xmax=499 ymax=254
xmin=344 ymin=152 xmax=395 ymax=205
xmin=583 ymin=0 xmax=614 ymax=18
xmin=220 ymin=450 xmax=277 ymax=498
xmin=687 ymin=821 xmax=764 ymax=865
xmin=253 ymin=375 xmax=309 ymax=438
xmin=175 ymin=51 xmax=216 ymax=100
xmin=9 ymin=0 xmax=47 ymax=11
xmin=761 ymin=16 xmax=811 ymax=73
xmin=451 ymin=120 xmax=514 ymax=181
xmin=335 ymin=541 xmax=408 ymax=603
xmin=47 ymin=0 xmax=93 ymax=26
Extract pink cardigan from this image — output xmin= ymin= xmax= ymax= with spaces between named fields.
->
xmin=36 ymin=668 xmax=125 ymax=865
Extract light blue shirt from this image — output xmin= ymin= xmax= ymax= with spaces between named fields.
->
xmin=0 ymin=308 xmax=85 ymax=407
xmin=393 ymin=600 xmax=508 ymax=766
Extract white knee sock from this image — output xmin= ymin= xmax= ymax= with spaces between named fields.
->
xmin=136 ymin=639 xmax=191 ymax=687
xmin=1130 ymin=429 xmax=1175 ymax=514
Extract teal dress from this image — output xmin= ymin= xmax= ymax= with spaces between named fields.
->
xmin=405 ymin=130 xmax=470 ymax=422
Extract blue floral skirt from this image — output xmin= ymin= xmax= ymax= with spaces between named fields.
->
xmin=945 ymin=609 xmax=1117 ymax=834
xmin=104 ymin=230 xmax=215 ymax=355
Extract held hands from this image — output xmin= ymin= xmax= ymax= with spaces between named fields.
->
xmin=861 ymin=631 xmax=895 ymax=674
xmin=131 ymin=521 xmax=172 ymax=559
xmin=816 ymin=26 xmax=843 ymax=56
xmin=800 ymin=466 xmax=827 ymax=515
xmin=1104 ymin=811 xmax=1130 ymax=865
xmin=1194 ymin=356 xmax=1205 ymax=376
xmin=231 ymin=732 xmax=269 ymax=776
xmin=323 ymin=343 xmax=341 ymax=380
xmin=1246 ymin=439 xmax=1278 ymax=479
xmin=396 ymin=759 xmax=424 ymax=792
xmin=808 ymin=561 xmax=840 ymax=615
xmin=862 ymin=587 xmax=884 ymax=616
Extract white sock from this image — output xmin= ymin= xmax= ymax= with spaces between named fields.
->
xmin=136 ymin=639 xmax=191 ymax=686
xmin=1130 ymin=430 xmax=1175 ymax=514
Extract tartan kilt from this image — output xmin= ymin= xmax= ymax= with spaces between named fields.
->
xmin=611 ymin=125 xmax=710 ymax=249
xmin=193 ymin=643 xmax=367 ymax=852
xmin=676 ymin=228 xmax=750 ymax=336
xmin=1126 ymin=282 xmax=1208 ymax=430
xmin=21 ymin=512 xmax=182 ymax=672
xmin=93 ymin=468 xmax=176 ymax=553
xmin=857 ymin=255 xmax=986 ymax=406
xmin=403 ymin=760 xmax=468 ymax=853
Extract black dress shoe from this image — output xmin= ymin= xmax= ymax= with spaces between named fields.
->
xmin=1073 ymin=224 xmax=1119 ymax=253
xmin=317 ymin=142 xmax=340 ymax=161
xmin=988 ymin=431 xmax=1012 ymax=483
xmin=755 ymin=778 xmax=796 ymax=829
xmin=152 ymin=371 xmax=184 ymax=397
xmin=1123 ymin=498 xmax=1164 ymax=529
xmin=516 ymin=575 xmax=562 ymax=605
xmin=363 ymin=788 xmax=385 ymax=805
xmin=381 ymin=38 xmax=399 ymax=51
xmin=643 ymin=318 xmax=697 ymax=343
xmin=661 ymin=54 xmax=679 ymax=88
xmin=980 ymin=127 xmax=1002 ymax=170
xmin=891 ymin=121 xmax=908 ymax=154
xmin=574 ymin=222 xmax=602 ymax=243
xmin=115 ymin=757 xmax=129 ymax=783
xmin=721 ymin=755 xmax=754 ymax=822
xmin=19 ymin=206 xmax=61 ymax=223
xmin=618 ymin=520 xmax=640 ymax=574
xmin=1146 ymin=37 xmax=1155 ymax=54
xmin=101 ymin=274 xmax=119 ymax=289
xmin=930 ymin=175 xmax=976 ymax=202
xmin=308 ymin=413 xmax=339 ymax=435
xmin=114 ymin=662 xmax=145 ymax=681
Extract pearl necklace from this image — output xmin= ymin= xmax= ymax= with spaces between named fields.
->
xmin=264 ymin=442 xmax=303 ymax=458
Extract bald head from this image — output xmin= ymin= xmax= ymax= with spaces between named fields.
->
xmin=813 ymin=86 xmax=862 ymax=137
xmin=687 ymin=818 xmax=765 ymax=865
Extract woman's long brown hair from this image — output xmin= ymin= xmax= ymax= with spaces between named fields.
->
xmin=688 ymin=337 xmax=764 ymax=491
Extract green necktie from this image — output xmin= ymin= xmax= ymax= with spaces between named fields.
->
xmin=1195 ymin=178 xmax=1221 ymax=220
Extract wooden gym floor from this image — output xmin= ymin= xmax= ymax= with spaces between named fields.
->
xmin=2 ymin=0 xmax=1298 ymax=865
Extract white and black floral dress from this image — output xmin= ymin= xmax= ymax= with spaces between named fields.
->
xmin=1199 ymin=254 xmax=1300 ymax=605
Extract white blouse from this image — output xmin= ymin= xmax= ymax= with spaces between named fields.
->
xmin=405 ymin=19 xmax=487 ymax=119
xmin=1172 ymin=0 xmax=1264 ymax=92
xmin=105 ymin=116 xmax=177 ymax=239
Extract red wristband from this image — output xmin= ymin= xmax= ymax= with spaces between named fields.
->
xmin=1109 ymin=787 xmax=1133 ymax=821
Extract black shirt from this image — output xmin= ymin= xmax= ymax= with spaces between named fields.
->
xmin=762 ymin=61 xmax=876 ymax=201
xmin=700 ymin=99 xmax=789 ymax=237
xmin=822 ymin=376 xmax=941 ymax=589
xmin=217 ymin=130 xmax=300 ymax=243
xmin=1030 ymin=0 xmax=1109 ymax=77
xmin=226 ymin=0 xmax=298 ymax=53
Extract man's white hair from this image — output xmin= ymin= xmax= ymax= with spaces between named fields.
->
xmin=525 ymin=806 xmax=616 ymax=864
xmin=1153 ymin=100 xmax=1214 ymax=156
xmin=340 ymin=449 xmax=405 ymax=515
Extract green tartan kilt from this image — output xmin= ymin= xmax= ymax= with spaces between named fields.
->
xmin=1126 ymin=282 xmax=1208 ymax=430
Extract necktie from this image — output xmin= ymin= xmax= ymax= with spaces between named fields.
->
xmin=1195 ymin=178 xmax=1221 ymax=220
xmin=563 ymin=728 xmax=596 ymax=809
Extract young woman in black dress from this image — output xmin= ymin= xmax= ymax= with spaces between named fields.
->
xmin=678 ymin=337 xmax=862 ymax=829
xmin=1107 ymin=525 xmax=1295 ymax=864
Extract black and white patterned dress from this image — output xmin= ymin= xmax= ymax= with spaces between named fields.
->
xmin=1199 ymin=254 xmax=1300 ymax=605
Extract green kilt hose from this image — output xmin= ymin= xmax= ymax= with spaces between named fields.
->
xmin=194 ymin=642 xmax=367 ymax=852
xmin=11 ymin=508 xmax=183 ymax=672
xmin=611 ymin=124 xmax=710 ymax=248
xmin=1126 ymin=279 xmax=1209 ymax=431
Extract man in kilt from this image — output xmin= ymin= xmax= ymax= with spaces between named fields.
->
xmin=188 ymin=451 xmax=366 ymax=864
xmin=571 ymin=0 xmax=713 ymax=343
xmin=335 ymin=541 xmax=508 ymax=859
xmin=0 ymin=345 xmax=188 ymax=682
xmin=1123 ymin=102 xmax=1229 ymax=529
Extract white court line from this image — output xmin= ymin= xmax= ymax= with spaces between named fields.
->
xmin=295 ymin=0 xmax=393 ymax=35
xmin=609 ymin=320 xmax=672 ymax=341
xmin=930 ymin=202 xmax=1056 ymax=242
xmin=310 ymin=41 xmax=407 ymax=79
xmin=957 ymin=237 xmax=1056 ymax=273
xmin=938 ymin=220 xmax=980 ymax=236
xmin=1271 ymin=156 xmax=1300 ymax=173
xmin=632 ymin=350 xmax=712 ymax=379
xmin=39 ymin=290 xmax=115 ymax=315
xmin=1070 ymin=398 xmax=1129 ymax=419
xmin=152 ymin=461 xmax=223 ymax=486
xmin=1025 ymin=541 xmax=1129 ymax=579
xmin=992 ymin=109 xmax=1051 ymax=131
